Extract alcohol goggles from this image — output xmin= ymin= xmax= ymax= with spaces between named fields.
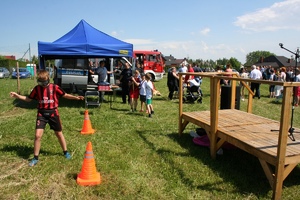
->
xmin=37 ymin=79 xmax=50 ymax=87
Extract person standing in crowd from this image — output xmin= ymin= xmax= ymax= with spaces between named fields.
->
xmin=274 ymin=67 xmax=286 ymax=102
xmin=145 ymin=73 xmax=154 ymax=117
xmin=240 ymin=67 xmax=248 ymax=101
xmin=137 ymin=73 xmax=147 ymax=112
xmin=269 ymin=69 xmax=277 ymax=98
xmin=96 ymin=60 xmax=113 ymax=101
xmin=178 ymin=63 xmax=187 ymax=80
xmin=193 ymin=62 xmax=203 ymax=84
xmin=129 ymin=70 xmax=141 ymax=112
xmin=136 ymin=62 xmax=144 ymax=74
xmin=167 ymin=67 xmax=179 ymax=100
xmin=294 ymin=69 xmax=300 ymax=106
xmin=223 ymin=63 xmax=233 ymax=85
xmin=9 ymin=70 xmax=84 ymax=166
xmin=184 ymin=63 xmax=194 ymax=83
xmin=120 ymin=63 xmax=132 ymax=104
xmin=96 ymin=60 xmax=108 ymax=84
xmin=249 ymin=65 xmax=263 ymax=99
xmin=88 ymin=60 xmax=95 ymax=84
xmin=286 ymin=67 xmax=293 ymax=82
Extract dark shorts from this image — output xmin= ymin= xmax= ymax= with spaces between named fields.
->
xmin=36 ymin=109 xmax=62 ymax=131
xmin=140 ymin=95 xmax=146 ymax=102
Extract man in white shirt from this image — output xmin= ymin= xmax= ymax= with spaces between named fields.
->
xmin=249 ymin=65 xmax=262 ymax=99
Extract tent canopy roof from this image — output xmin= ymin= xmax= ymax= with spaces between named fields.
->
xmin=38 ymin=19 xmax=133 ymax=59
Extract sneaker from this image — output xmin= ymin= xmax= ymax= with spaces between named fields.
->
xmin=151 ymin=110 xmax=154 ymax=114
xmin=29 ymin=158 xmax=38 ymax=167
xmin=64 ymin=152 xmax=71 ymax=159
xmin=148 ymin=114 xmax=152 ymax=118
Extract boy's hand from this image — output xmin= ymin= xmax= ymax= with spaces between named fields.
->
xmin=10 ymin=92 xmax=18 ymax=98
xmin=77 ymin=96 xmax=85 ymax=100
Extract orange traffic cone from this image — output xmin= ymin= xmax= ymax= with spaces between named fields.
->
xmin=77 ymin=141 xmax=101 ymax=186
xmin=81 ymin=110 xmax=95 ymax=134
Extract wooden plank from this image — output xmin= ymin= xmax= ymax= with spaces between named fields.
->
xmin=259 ymin=158 xmax=274 ymax=188
xmin=178 ymin=73 xmax=183 ymax=135
xmin=273 ymin=86 xmax=293 ymax=200
xmin=210 ymin=77 xmax=220 ymax=159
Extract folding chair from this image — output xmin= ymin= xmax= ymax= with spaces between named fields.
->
xmin=85 ymin=90 xmax=100 ymax=108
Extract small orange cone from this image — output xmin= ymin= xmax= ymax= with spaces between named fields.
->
xmin=81 ymin=110 xmax=95 ymax=134
xmin=77 ymin=141 xmax=101 ymax=186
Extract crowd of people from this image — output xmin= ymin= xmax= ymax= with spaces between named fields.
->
xmin=166 ymin=62 xmax=300 ymax=106
xmin=89 ymin=59 xmax=300 ymax=112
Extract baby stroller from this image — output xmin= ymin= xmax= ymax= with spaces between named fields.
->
xmin=183 ymin=78 xmax=203 ymax=103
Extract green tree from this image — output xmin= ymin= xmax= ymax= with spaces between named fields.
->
xmin=216 ymin=58 xmax=229 ymax=69
xmin=228 ymin=57 xmax=241 ymax=70
xmin=245 ymin=51 xmax=276 ymax=66
xmin=31 ymin=55 xmax=38 ymax=64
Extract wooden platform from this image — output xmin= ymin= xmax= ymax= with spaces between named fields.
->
xmin=182 ymin=109 xmax=300 ymax=165
xmin=178 ymin=72 xmax=300 ymax=200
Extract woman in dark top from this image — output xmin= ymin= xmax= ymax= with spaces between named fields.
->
xmin=167 ymin=67 xmax=179 ymax=100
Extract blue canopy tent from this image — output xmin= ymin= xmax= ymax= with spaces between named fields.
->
xmin=38 ymin=19 xmax=133 ymax=68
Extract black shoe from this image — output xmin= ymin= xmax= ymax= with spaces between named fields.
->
xmin=148 ymin=114 xmax=152 ymax=118
xmin=151 ymin=111 xmax=154 ymax=114
xmin=258 ymin=97 xmax=260 ymax=99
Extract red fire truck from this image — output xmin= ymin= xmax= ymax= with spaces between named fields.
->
xmin=133 ymin=50 xmax=165 ymax=81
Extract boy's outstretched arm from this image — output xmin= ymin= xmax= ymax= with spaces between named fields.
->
xmin=63 ymin=93 xmax=85 ymax=100
xmin=10 ymin=92 xmax=32 ymax=102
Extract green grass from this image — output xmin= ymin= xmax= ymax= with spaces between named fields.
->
xmin=1 ymin=77 xmax=300 ymax=199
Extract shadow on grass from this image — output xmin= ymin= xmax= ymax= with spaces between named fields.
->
xmin=12 ymin=99 xmax=36 ymax=110
xmin=136 ymin=130 xmax=274 ymax=197
xmin=169 ymin=132 xmax=300 ymax=195
xmin=0 ymin=144 xmax=56 ymax=159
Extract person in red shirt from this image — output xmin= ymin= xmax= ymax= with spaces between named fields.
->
xmin=184 ymin=63 xmax=194 ymax=83
xmin=129 ymin=70 xmax=141 ymax=112
xmin=10 ymin=70 xmax=84 ymax=166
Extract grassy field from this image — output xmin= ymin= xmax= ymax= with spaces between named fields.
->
xmin=1 ymin=76 xmax=300 ymax=199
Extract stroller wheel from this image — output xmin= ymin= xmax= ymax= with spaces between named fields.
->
xmin=197 ymin=98 xmax=202 ymax=104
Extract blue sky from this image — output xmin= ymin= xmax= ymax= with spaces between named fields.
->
xmin=1 ymin=0 xmax=300 ymax=64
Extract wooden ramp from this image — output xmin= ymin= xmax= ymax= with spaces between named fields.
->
xmin=178 ymin=72 xmax=300 ymax=200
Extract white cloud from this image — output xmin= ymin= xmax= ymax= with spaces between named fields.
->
xmin=111 ymin=31 xmax=117 ymax=36
xmin=190 ymin=28 xmax=210 ymax=36
xmin=111 ymin=30 xmax=125 ymax=37
xmin=200 ymin=28 xmax=210 ymax=35
xmin=234 ymin=0 xmax=300 ymax=32
xmin=128 ymin=39 xmax=245 ymax=61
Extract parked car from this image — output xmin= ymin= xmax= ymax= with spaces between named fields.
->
xmin=11 ymin=68 xmax=31 ymax=79
xmin=0 ymin=67 xmax=10 ymax=78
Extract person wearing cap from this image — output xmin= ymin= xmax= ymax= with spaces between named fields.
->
xmin=249 ymin=65 xmax=263 ymax=99
xmin=9 ymin=70 xmax=84 ymax=166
